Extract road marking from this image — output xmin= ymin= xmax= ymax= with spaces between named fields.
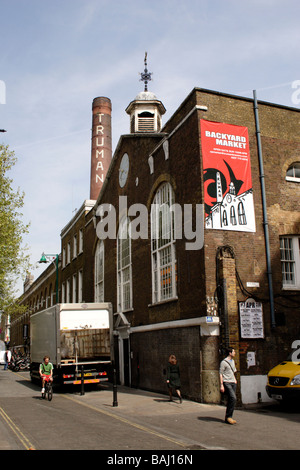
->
xmin=0 ymin=406 xmax=35 ymax=450
xmin=15 ymin=372 xmax=187 ymax=447
xmin=63 ymin=395 xmax=188 ymax=448
xmin=12 ymin=373 xmax=219 ymax=449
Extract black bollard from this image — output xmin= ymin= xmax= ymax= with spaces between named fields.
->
xmin=112 ymin=366 xmax=118 ymax=407
xmin=81 ymin=365 xmax=85 ymax=396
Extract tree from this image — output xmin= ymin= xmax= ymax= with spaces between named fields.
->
xmin=0 ymin=144 xmax=30 ymax=313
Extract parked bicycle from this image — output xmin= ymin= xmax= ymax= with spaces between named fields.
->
xmin=8 ymin=351 xmax=30 ymax=372
xmin=13 ymin=356 xmax=30 ymax=372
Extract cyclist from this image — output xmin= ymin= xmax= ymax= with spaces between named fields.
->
xmin=39 ymin=355 xmax=53 ymax=394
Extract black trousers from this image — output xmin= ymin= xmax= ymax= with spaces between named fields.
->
xmin=223 ymin=382 xmax=237 ymax=418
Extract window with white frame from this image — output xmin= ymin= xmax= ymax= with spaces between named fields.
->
xmin=62 ymin=247 xmax=66 ymax=268
xmin=79 ymin=229 xmax=83 ymax=253
xmin=67 ymin=242 xmax=71 ymax=264
xmin=61 ymin=282 xmax=65 ymax=303
xmin=117 ymin=217 xmax=132 ymax=311
xmin=286 ymin=162 xmax=300 ymax=182
xmin=66 ymin=278 xmax=71 ymax=303
xmin=280 ymin=236 xmax=300 ymax=289
xmin=73 ymin=234 xmax=77 ymax=259
xmin=78 ymin=270 xmax=83 ymax=303
xmin=151 ymin=183 xmax=177 ymax=303
xmin=95 ymin=241 xmax=104 ymax=302
xmin=72 ymin=273 xmax=77 ymax=302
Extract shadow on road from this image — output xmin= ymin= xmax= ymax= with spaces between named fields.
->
xmin=197 ymin=416 xmax=224 ymax=424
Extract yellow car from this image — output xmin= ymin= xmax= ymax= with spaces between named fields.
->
xmin=266 ymin=358 xmax=300 ymax=403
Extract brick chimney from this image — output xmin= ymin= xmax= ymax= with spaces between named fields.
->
xmin=90 ymin=97 xmax=112 ymax=200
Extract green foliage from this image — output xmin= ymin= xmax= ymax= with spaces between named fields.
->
xmin=0 ymin=144 xmax=31 ymax=313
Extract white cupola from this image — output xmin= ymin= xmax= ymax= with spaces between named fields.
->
xmin=125 ymin=53 xmax=166 ymax=133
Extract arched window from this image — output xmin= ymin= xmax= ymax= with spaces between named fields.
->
xmin=45 ymin=288 xmax=48 ymax=308
xmin=117 ymin=217 xmax=132 ymax=311
xmin=286 ymin=162 xmax=300 ymax=182
xmin=49 ymin=285 xmax=53 ymax=307
xmin=230 ymin=206 xmax=237 ymax=225
xmin=39 ymin=293 xmax=43 ymax=310
xmin=222 ymin=210 xmax=228 ymax=226
xmin=95 ymin=240 xmax=104 ymax=302
xmin=238 ymin=202 xmax=247 ymax=225
xmin=151 ymin=183 xmax=177 ymax=303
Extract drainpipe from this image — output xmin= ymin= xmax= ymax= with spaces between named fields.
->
xmin=253 ymin=90 xmax=276 ymax=328
xmin=222 ymin=278 xmax=230 ymax=348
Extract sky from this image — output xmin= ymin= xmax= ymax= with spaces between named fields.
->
xmin=0 ymin=0 xmax=299 ymax=296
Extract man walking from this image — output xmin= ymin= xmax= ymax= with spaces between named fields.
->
xmin=3 ymin=349 xmax=11 ymax=370
xmin=219 ymin=347 xmax=237 ymax=424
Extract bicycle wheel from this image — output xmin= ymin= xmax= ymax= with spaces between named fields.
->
xmin=47 ymin=384 xmax=53 ymax=401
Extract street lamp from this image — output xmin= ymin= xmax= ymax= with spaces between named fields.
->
xmin=0 ymin=129 xmax=7 ymax=133
xmin=39 ymin=253 xmax=59 ymax=304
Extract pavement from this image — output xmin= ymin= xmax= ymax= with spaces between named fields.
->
xmin=59 ymin=381 xmax=300 ymax=450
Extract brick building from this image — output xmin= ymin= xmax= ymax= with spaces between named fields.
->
xmin=14 ymin=70 xmax=300 ymax=404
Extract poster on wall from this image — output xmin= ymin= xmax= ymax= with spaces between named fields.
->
xmin=201 ymin=119 xmax=256 ymax=232
xmin=239 ymin=300 xmax=264 ymax=339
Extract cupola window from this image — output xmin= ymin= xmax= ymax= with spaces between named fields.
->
xmin=138 ymin=111 xmax=155 ymax=132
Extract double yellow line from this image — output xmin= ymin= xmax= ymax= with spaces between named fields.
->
xmin=0 ymin=406 xmax=35 ymax=450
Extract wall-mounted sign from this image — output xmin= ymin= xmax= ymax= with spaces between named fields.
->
xmin=239 ymin=299 xmax=264 ymax=339
xmin=246 ymin=282 xmax=260 ymax=288
xmin=201 ymin=119 xmax=256 ymax=232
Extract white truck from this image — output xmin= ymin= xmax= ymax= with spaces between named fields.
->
xmin=30 ymin=303 xmax=113 ymax=386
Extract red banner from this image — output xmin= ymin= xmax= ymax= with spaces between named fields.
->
xmin=201 ymin=120 xmax=256 ymax=232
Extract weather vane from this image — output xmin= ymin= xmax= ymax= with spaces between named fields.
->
xmin=139 ymin=52 xmax=152 ymax=92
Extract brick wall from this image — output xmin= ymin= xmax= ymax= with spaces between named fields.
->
xmin=130 ymin=326 xmax=202 ymax=401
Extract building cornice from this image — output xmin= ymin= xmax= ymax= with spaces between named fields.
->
xmin=60 ymin=199 xmax=96 ymax=238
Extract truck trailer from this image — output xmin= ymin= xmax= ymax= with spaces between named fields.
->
xmin=30 ymin=303 xmax=113 ymax=386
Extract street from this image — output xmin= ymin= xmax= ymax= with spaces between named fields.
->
xmin=0 ymin=368 xmax=299 ymax=453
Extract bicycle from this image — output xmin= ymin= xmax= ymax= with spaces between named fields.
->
xmin=41 ymin=375 xmax=53 ymax=401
